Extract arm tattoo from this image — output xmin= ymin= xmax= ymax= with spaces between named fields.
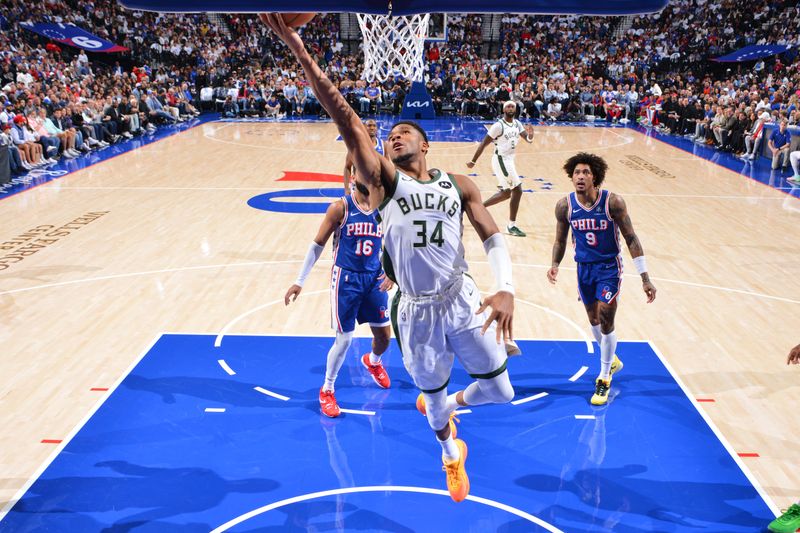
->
xmin=551 ymin=198 xmax=570 ymax=266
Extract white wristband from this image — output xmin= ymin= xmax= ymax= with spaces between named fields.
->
xmin=483 ymin=232 xmax=514 ymax=295
xmin=296 ymin=242 xmax=324 ymax=287
xmin=633 ymin=255 xmax=648 ymax=275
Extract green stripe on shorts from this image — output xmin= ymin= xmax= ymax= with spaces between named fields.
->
xmin=390 ymin=291 xmax=402 ymax=354
xmin=469 ymin=358 xmax=508 ymax=379
xmin=419 ymin=379 xmax=450 ymax=394
xmin=497 ymin=155 xmax=509 ymax=177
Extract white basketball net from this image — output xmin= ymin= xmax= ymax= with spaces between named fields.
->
xmin=356 ymin=14 xmax=430 ymax=83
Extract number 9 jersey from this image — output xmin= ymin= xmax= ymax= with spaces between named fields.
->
xmin=567 ymin=189 xmax=621 ymax=263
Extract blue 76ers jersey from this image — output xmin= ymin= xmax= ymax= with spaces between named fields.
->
xmin=568 ymin=189 xmax=621 ymax=263
xmin=334 ymin=195 xmax=383 ymax=272
xmin=374 ymin=137 xmax=385 ymax=156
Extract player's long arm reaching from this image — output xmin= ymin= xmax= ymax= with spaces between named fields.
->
xmin=454 ymin=174 xmax=515 ymax=342
xmin=608 ymin=193 xmax=657 ymax=303
xmin=546 ymin=197 xmax=570 ymax=284
xmin=260 ymin=14 xmax=393 ymax=205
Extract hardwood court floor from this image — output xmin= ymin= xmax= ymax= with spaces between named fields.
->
xmin=0 ymin=120 xmax=798 ymax=515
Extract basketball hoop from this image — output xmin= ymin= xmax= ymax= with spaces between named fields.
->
xmin=356 ymin=13 xmax=430 ymax=83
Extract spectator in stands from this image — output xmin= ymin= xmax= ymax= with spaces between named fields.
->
xmin=461 ymin=85 xmax=478 ymax=116
xmin=606 ymin=99 xmax=622 ymax=123
xmin=768 ymin=119 xmax=792 ymax=170
xmin=222 ymin=95 xmax=238 ymax=118
xmin=545 ymin=97 xmax=562 ymax=121
xmin=41 ymin=107 xmax=79 ymax=157
xmin=145 ymin=90 xmax=178 ymax=123
xmin=2 ymin=121 xmax=25 ymax=173
xmin=283 ymin=80 xmax=300 ymax=116
xmin=27 ymin=111 xmax=61 ymax=159
xmin=360 ymin=81 xmax=381 ymax=115
xmin=389 ymin=84 xmax=406 ymax=116
xmin=580 ymin=86 xmax=594 ymax=116
xmin=121 ymin=96 xmax=144 ymax=135
xmin=265 ymin=93 xmax=281 ymax=117
xmin=104 ymin=96 xmax=132 ymax=139
xmin=300 ymin=84 xmax=320 ymax=116
xmin=10 ymin=115 xmax=46 ymax=166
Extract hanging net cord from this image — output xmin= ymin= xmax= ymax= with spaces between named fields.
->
xmin=356 ymin=14 xmax=431 ymax=83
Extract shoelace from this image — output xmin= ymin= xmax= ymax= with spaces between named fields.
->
xmin=442 ymin=460 xmax=461 ymax=485
xmin=595 ymin=381 xmax=610 ymax=396
xmin=777 ymin=504 xmax=800 ymax=521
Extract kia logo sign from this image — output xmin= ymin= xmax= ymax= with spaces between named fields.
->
xmin=406 ymin=101 xmax=430 ymax=108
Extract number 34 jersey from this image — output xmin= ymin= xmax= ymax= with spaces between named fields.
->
xmin=377 ymin=169 xmax=468 ymax=297
xmin=334 ymin=194 xmax=383 ymax=273
xmin=567 ymin=189 xmax=621 ymax=263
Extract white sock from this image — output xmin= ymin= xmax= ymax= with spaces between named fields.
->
xmin=445 ymin=392 xmax=461 ymax=412
xmin=590 ymin=324 xmax=602 ymax=344
xmin=368 ymin=351 xmax=381 ymax=365
xmin=508 ymin=220 xmax=516 ymax=228
xmin=323 ymin=331 xmax=353 ymax=393
xmin=438 ymin=434 xmax=460 ymax=462
xmin=599 ymin=330 xmax=617 ymax=380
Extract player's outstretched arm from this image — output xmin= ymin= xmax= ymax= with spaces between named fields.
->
xmin=609 ymin=193 xmax=657 ymax=303
xmin=454 ymin=174 xmax=514 ymax=342
xmin=285 ymin=200 xmax=344 ymax=305
xmin=259 ymin=14 xmax=390 ymax=197
xmin=467 ymin=134 xmax=494 ymax=168
xmin=547 ymin=197 xmax=570 ymax=284
xmin=343 ymin=152 xmax=354 ymax=195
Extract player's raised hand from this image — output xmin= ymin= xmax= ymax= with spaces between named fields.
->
xmin=477 ymin=291 xmax=514 ymax=343
xmin=643 ymin=280 xmax=657 ymax=303
xmin=284 ymin=284 xmax=302 ymax=305
xmin=377 ymin=272 xmax=394 ymax=292
xmin=259 ymin=14 xmax=304 ymax=56
xmin=546 ymin=266 xmax=559 ymax=284
xmin=788 ymin=344 xmax=800 ymax=365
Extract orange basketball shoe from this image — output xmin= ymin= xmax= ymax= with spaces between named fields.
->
xmin=415 ymin=393 xmax=459 ymax=439
xmin=361 ymin=354 xmax=391 ymax=389
xmin=319 ymin=388 xmax=341 ymax=418
xmin=442 ymin=439 xmax=470 ymax=502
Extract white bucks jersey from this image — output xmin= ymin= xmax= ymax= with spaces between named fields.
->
xmin=378 ymin=168 xmax=467 ymax=297
xmin=488 ymin=118 xmax=524 ymax=157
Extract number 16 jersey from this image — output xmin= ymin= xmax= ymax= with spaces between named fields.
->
xmin=334 ymin=194 xmax=383 ymax=272
xmin=378 ymin=169 xmax=467 ymax=297
xmin=568 ymin=189 xmax=621 ymax=263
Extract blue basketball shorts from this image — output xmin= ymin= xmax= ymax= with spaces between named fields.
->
xmin=576 ymin=258 xmax=623 ymax=306
xmin=330 ymin=265 xmax=390 ymax=333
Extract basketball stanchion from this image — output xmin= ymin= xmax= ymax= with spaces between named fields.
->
xmin=356 ymin=12 xmax=434 ymax=119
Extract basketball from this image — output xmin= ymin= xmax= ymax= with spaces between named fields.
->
xmin=280 ymin=13 xmax=316 ymax=28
